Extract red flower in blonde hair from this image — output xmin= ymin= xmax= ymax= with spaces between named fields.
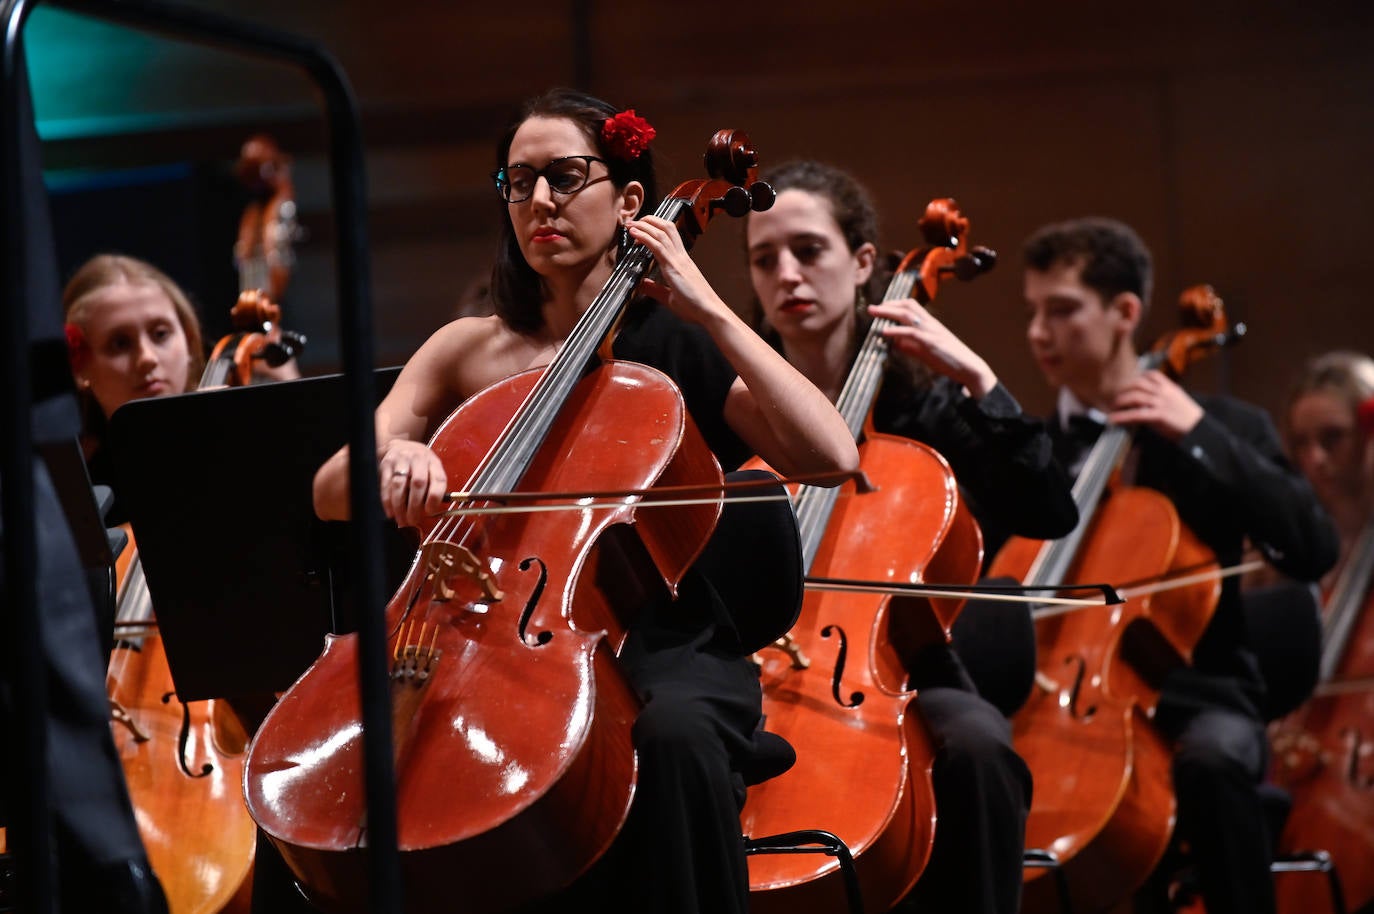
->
xmin=1358 ymin=395 xmax=1374 ymax=436
xmin=65 ymin=322 xmax=89 ymax=374
xmin=601 ymin=109 xmax=656 ymax=161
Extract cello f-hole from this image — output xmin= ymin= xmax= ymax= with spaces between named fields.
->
xmin=165 ymin=695 xmax=215 ymax=779
xmin=1341 ymin=726 xmax=1374 ymax=788
xmin=1063 ymin=655 xmax=1097 ymax=721
xmin=517 ymin=556 xmax=553 ymax=646
xmin=819 ymin=624 xmax=864 ymax=708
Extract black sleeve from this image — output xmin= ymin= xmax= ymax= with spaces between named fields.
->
xmin=875 ymin=375 xmax=1079 ymax=548
xmin=611 ymin=300 xmax=751 ymax=470
xmin=1167 ymin=396 xmax=1338 ymax=581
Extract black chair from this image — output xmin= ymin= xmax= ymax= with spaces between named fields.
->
xmin=1022 ymin=847 xmax=1074 ymax=914
xmin=1165 ymin=783 xmax=1347 ymax=914
xmin=1160 ymin=582 xmax=1347 ymax=912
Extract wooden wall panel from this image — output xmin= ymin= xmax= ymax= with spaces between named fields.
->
xmin=26 ymin=0 xmax=1374 ymax=428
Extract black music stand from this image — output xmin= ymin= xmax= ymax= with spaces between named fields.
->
xmin=107 ymin=367 xmax=409 ymax=702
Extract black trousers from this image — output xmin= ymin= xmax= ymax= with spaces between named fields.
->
xmin=1 ymin=457 xmax=167 ymax=913
xmin=895 ymin=683 xmax=1031 ymax=914
xmin=1136 ymin=706 xmax=1273 ymax=914
xmin=528 ymin=580 xmax=765 ymax=914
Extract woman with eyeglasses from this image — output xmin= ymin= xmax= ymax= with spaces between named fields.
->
xmin=309 ymin=89 xmax=856 ymax=913
xmin=743 ymin=159 xmax=1078 ymax=914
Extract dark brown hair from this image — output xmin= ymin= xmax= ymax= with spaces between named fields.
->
xmin=488 ymin=88 xmax=659 ymax=334
xmin=1023 ymin=217 xmax=1154 ymax=320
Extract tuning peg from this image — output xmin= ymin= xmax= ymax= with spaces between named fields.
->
xmin=749 ymin=181 xmax=776 ymax=213
xmin=719 ymin=186 xmax=752 ymax=218
xmin=260 ymin=330 xmax=307 ymax=367
xmin=953 ymin=246 xmax=998 ymax=281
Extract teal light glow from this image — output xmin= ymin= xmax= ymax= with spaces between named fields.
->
xmin=22 ymin=5 xmax=308 ymax=143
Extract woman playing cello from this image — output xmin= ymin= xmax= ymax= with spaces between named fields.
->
xmin=1273 ymin=350 xmax=1374 ymax=914
xmin=742 ymin=160 xmax=1077 ymax=914
xmin=63 ymin=252 xmax=302 ymax=914
xmin=309 ymin=89 xmax=857 ymax=913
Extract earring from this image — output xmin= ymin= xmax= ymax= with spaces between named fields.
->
xmin=854 ymin=286 xmax=868 ymax=313
xmin=78 ymin=377 xmax=91 ymax=390
xmin=617 ymin=223 xmax=630 ymax=259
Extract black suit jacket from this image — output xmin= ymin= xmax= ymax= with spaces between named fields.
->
xmin=1049 ymin=393 xmax=1338 ymax=727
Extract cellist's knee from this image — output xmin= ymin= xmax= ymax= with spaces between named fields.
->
xmin=1171 ymin=709 xmax=1265 ymax=797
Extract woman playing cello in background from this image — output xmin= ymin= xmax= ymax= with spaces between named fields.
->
xmin=742 ymin=159 xmax=1077 ymax=914
xmin=63 ymin=252 xmax=300 ymax=914
xmin=1272 ymin=350 xmax=1374 ymax=914
xmin=306 ymin=89 xmax=857 ymax=913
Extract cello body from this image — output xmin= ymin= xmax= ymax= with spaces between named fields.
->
xmin=245 ymin=362 xmax=720 ymax=913
xmin=740 ymin=434 xmax=981 ymax=914
xmin=994 ymin=284 xmax=1237 ymax=914
xmin=107 ymin=528 xmax=256 ymax=914
xmin=994 ymin=484 xmax=1219 ymax=914
xmin=1271 ymin=549 xmax=1374 ymax=914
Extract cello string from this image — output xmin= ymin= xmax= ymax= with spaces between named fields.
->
xmin=402 ymin=197 xmax=691 ymax=629
xmin=797 ymin=269 xmax=914 ymax=561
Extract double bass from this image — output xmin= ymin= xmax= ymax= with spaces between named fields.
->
xmin=990 ymin=285 xmax=1243 ymax=913
xmin=1270 ymin=519 xmax=1374 ymax=914
xmin=243 ymin=131 xmax=779 ymax=913
xmin=234 ymin=133 xmax=303 ymax=305
xmin=108 ymin=285 xmax=303 ymax=914
xmin=740 ymin=200 xmax=994 ymax=913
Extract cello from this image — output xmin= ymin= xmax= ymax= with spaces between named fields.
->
xmin=243 ymin=130 xmax=779 ymax=913
xmin=107 ymin=285 xmax=302 ymax=914
xmin=990 ymin=285 xmax=1243 ymax=914
xmin=1270 ymin=518 xmax=1374 ymax=914
xmin=740 ymin=199 xmax=993 ymax=913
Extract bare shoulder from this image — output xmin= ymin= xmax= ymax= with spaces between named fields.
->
xmin=408 ymin=315 xmax=512 ymax=397
xmin=380 ymin=315 xmax=546 ymax=441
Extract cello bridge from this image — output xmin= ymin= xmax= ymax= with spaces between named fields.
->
xmin=109 ymin=697 xmax=151 ymax=742
xmin=421 ymin=541 xmax=504 ymax=603
xmin=755 ymin=633 xmax=810 ymax=670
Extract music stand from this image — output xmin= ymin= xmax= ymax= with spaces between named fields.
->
xmin=108 ymin=367 xmax=408 ymax=701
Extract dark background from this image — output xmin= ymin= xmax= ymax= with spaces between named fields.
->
xmin=24 ymin=0 xmax=1374 ymax=426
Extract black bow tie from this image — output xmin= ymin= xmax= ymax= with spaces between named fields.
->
xmin=1064 ymin=414 xmax=1105 ymax=447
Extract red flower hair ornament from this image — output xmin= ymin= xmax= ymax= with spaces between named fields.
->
xmin=1358 ymin=394 xmax=1374 ymax=436
xmin=65 ymin=322 xmax=90 ymax=374
xmin=601 ymin=109 xmax=656 ymax=162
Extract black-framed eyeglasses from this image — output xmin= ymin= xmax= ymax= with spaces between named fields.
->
xmin=491 ymin=155 xmax=608 ymax=204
